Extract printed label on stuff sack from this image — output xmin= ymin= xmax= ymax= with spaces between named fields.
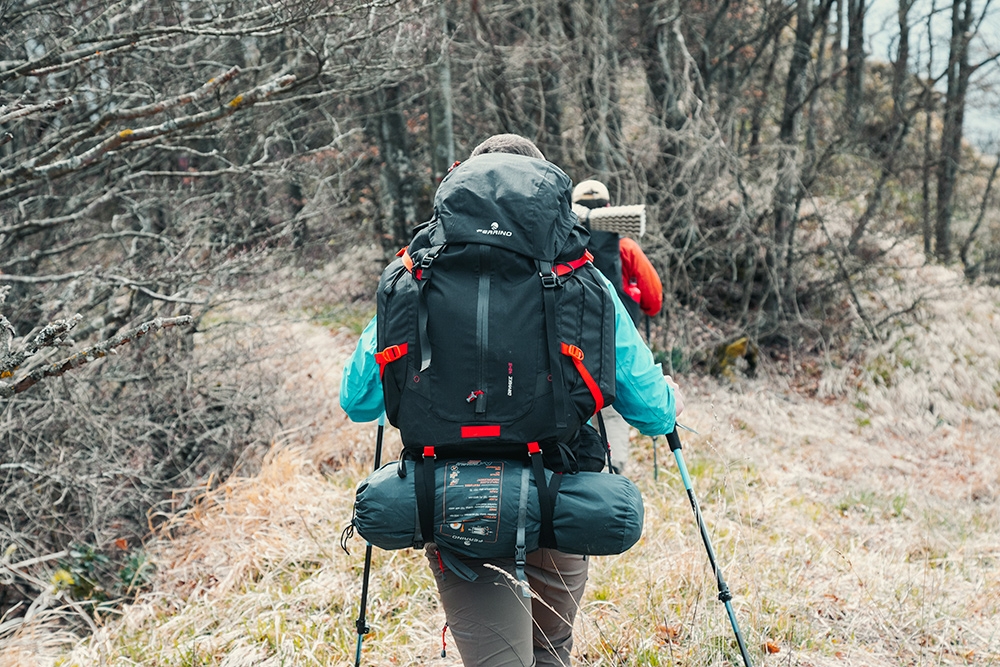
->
xmin=439 ymin=460 xmax=504 ymax=545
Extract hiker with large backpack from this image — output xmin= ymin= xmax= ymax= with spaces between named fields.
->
xmin=340 ymin=134 xmax=683 ymax=667
xmin=571 ymin=178 xmax=664 ymax=475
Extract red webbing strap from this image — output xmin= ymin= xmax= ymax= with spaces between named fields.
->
xmin=553 ymin=250 xmax=594 ymax=276
xmin=560 ymin=343 xmax=605 ymax=414
xmin=375 ymin=343 xmax=408 ymax=378
xmin=400 ymin=247 xmax=414 ymax=273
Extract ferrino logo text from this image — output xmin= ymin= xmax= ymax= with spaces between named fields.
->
xmin=476 ymin=221 xmax=513 ymax=237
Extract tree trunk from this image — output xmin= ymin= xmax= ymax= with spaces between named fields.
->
xmin=780 ymin=0 xmax=836 ymax=297
xmin=921 ymin=1 xmax=937 ymax=256
xmin=832 ymin=0 xmax=844 ymax=86
xmin=892 ymin=0 xmax=912 ymax=124
xmin=534 ymin=0 xmax=565 ymax=165
xmin=578 ymin=0 xmax=622 ymax=178
xmin=935 ymin=0 xmax=974 ymax=263
xmin=539 ymin=61 xmax=564 ymax=166
xmin=371 ymin=85 xmax=418 ymax=248
xmin=470 ymin=2 xmax=526 ymax=136
xmin=749 ymin=44 xmax=780 ymax=155
xmin=638 ymin=0 xmax=687 ymax=204
xmin=427 ymin=1 xmax=455 ymax=185
xmin=922 ymin=98 xmax=935 ymax=256
xmin=769 ymin=0 xmax=815 ymax=312
xmin=844 ymin=0 xmax=866 ymax=133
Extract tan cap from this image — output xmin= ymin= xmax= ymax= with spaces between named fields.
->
xmin=572 ymin=179 xmax=610 ymax=203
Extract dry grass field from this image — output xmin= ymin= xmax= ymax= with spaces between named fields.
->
xmin=2 ymin=240 xmax=999 ymax=667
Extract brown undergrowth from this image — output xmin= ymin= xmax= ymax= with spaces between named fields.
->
xmin=2 ymin=241 xmax=998 ymax=667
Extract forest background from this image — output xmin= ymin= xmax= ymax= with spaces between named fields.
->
xmin=2 ymin=0 xmax=999 ymax=665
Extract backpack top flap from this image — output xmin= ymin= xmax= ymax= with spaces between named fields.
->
xmin=434 ymin=153 xmax=582 ymax=261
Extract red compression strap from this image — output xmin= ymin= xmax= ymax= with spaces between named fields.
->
xmin=461 ymin=425 xmax=501 ymax=438
xmin=553 ymin=250 xmax=594 ymax=276
xmin=375 ymin=342 xmax=408 ymax=377
xmin=560 ymin=342 xmax=605 ymax=413
xmin=401 ymin=248 xmax=414 ymax=273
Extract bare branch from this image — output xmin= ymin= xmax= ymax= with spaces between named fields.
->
xmin=102 ymin=275 xmax=209 ymax=305
xmin=0 ymin=316 xmax=192 ymax=398
xmin=0 ymin=271 xmax=89 ymax=284
xmin=0 ymin=190 xmax=119 ymax=236
xmin=0 ymin=550 xmax=67 ymax=571
xmin=0 ymin=74 xmax=295 ymax=191
xmin=19 ymin=67 xmax=242 ymax=171
xmin=815 ymin=210 xmax=881 ymax=342
xmin=1 ymin=314 xmax=82 ymax=379
xmin=0 ymin=98 xmax=73 ymax=124
xmin=115 ymin=67 xmax=242 ymax=121
xmin=0 ymin=286 xmax=13 ymax=358
xmin=2 ymin=232 xmax=177 ymax=270
xmin=960 ymin=152 xmax=1000 ymax=274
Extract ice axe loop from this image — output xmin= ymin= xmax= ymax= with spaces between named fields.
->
xmin=666 ymin=426 xmax=754 ymax=667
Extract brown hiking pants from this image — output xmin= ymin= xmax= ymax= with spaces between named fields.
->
xmin=425 ymin=545 xmax=589 ymax=666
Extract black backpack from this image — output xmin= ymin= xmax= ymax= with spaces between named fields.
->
xmin=375 ymin=153 xmax=616 ymax=471
xmin=586 ymin=228 xmax=642 ymax=327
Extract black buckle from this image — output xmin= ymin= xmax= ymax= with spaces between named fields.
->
xmin=515 ymin=545 xmax=526 ymax=565
xmin=540 ymin=272 xmax=557 ymax=289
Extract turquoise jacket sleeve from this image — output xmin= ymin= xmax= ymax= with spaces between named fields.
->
xmin=339 ymin=276 xmax=678 ymax=435
xmin=339 ymin=316 xmax=384 ymax=422
xmin=600 ymin=274 xmax=677 ymax=436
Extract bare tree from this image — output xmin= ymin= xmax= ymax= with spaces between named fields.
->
xmin=768 ymin=0 xmax=835 ymax=312
xmin=0 ymin=0 xmax=432 ymax=623
xmin=934 ymin=0 xmax=999 ymax=262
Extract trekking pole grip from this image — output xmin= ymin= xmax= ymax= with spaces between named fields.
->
xmin=666 ymin=427 xmax=682 ymax=452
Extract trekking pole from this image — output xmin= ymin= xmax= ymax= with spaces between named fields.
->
xmin=666 ymin=427 xmax=754 ymax=667
xmin=354 ymin=412 xmax=385 ymax=667
xmin=651 ymin=435 xmax=658 ymax=480
xmin=645 ymin=315 xmax=657 ymax=480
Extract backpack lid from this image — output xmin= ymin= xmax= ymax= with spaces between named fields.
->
xmin=434 ymin=153 xmax=581 ymax=261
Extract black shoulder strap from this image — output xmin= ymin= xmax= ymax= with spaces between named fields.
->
xmin=537 ymin=259 xmax=571 ymax=437
xmin=415 ymin=243 xmax=446 ymax=371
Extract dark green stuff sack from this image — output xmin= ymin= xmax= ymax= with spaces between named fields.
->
xmin=353 ymin=459 xmax=643 ymax=559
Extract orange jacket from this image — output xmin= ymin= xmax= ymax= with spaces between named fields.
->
xmin=619 ymin=237 xmax=662 ymax=316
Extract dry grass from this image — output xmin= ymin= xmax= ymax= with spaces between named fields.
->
xmin=2 ymin=240 xmax=999 ymax=667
